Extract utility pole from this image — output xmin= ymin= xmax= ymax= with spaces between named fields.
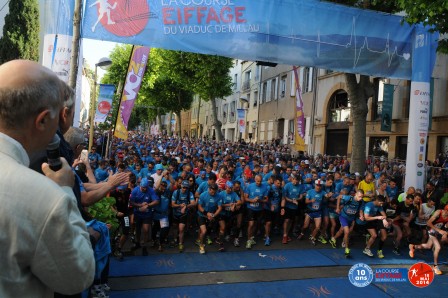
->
xmin=68 ymin=0 xmax=82 ymax=89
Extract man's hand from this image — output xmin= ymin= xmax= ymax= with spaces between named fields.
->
xmin=107 ymin=172 xmax=129 ymax=188
xmin=42 ymin=157 xmax=74 ymax=188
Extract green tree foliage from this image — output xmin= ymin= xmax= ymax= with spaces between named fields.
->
xmin=0 ymin=0 xmax=40 ymax=63
xmin=397 ymin=0 xmax=448 ymax=53
xmin=186 ymin=54 xmax=234 ymax=141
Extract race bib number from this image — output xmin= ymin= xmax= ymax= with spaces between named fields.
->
xmin=250 ymin=202 xmax=259 ymax=208
xmin=123 ymin=216 xmax=130 ymax=227
xmin=346 ymin=209 xmax=356 ymax=215
xmin=312 ymin=203 xmax=320 ymax=210
xmin=225 ymin=206 xmax=232 ymax=211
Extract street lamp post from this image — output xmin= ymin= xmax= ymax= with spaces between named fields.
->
xmin=88 ymin=57 xmax=112 ymax=152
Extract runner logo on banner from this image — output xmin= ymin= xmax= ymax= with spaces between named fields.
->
xmin=114 ymin=46 xmax=150 ymax=139
xmin=94 ymin=84 xmax=116 ymax=123
xmin=237 ymin=109 xmax=246 ymax=133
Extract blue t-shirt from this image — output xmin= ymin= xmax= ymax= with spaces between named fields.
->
xmin=197 ymin=191 xmax=222 ymax=217
xmin=171 ymin=188 xmax=195 ymax=217
xmin=153 ymin=189 xmax=171 ymax=220
xmin=283 ymin=182 xmax=303 ymax=210
xmin=335 ymin=182 xmax=354 ymax=196
xmin=265 ymin=185 xmax=282 ymax=212
xmin=386 ymin=186 xmax=398 ymax=200
xmin=219 ymin=191 xmax=240 ymax=216
xmin=340 ymin=195 xmax=364 ymax=220
xmin=196 ymin=181 xmax=210 ymax=196
xmin=130 ymin=187 xmax=159 ymax=218
xmin=305 ymin=189 xmax=327 ymax=212
xmin=363 ymin=201 xmax=384 ymax=217
xmin=244 ymin=183 xmax=268 ymax=211
xmin=95 ymin=167 xmax=109 ymax=182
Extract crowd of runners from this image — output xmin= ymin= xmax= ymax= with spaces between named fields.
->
xmin=78 ymin=131 xmax=448 ymax=278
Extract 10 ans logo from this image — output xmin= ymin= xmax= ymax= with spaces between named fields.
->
xmin=348 ymin=263 xmax=374 ymax=287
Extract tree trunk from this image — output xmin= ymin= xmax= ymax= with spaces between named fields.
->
xmin=210 ymin=97 xmax=224 ymax=141
xmin=345 ymin=73 xmax=373 ymax=174
xmin=177 ymin=110 xmax=182 ymax=137
xmin=68 ymin=0 xmax=82 ymax=89
xmin=167 ymin=111 xmax=172 ymax=136
xmin=196 ymin=97 xmax=202 ymax=137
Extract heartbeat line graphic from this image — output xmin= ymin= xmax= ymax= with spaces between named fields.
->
xmin=262 ymin=17 xmax=410 ymax=69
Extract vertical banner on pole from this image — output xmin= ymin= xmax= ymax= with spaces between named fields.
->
xmin=293 ymin=66 xmax=306 ymax=152
xmin=114 ymin=46 xmax=150 ymax=139
xmin=94 ymin=84 xmax=116 ymax=123
xmin=237 ymin=109 xmax=246 ymax=133
xmin=381 ymin=84 xmax=394 ymax=132
xmin=405 ymin=26 xmax=438 ymax=190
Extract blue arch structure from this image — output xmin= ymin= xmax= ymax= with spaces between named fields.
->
xmin=42 ymin=0 xmax=439 ymax=190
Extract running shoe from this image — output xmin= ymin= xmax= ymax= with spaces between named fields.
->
xmin=225 ymin=235 xmax=231 ymax=242
xmin=433 ymin=265 xmax=442 ymax=275
xmin=234 ymin=238 xmax=240 ymax=247
xmin=329 ymin=238 xmax=337 ymax=248
xmin=195 ymin=239 xmax=201 ymax=246
xmin=318 ymin=235 xmax=328 ymax=244
xmin=246 ymin=240 xmax=252 ymax=249
xmin=344 ymin=247 xmax=350 ymax=257
xmin=297 ymin=233 xmax=305 ymax=240
xmin=249 ymin=237 xmax=256 ymax=246
xmin=207 ymin=237 xmax=213 ymax=245
xmin=264 ymin=237 xmax=271 ymax=246
xmin=309 ymin=236 xmax=316 ymax=246
xmin=219 ymin=243 xmax=225 ymax=252
xmin=282 ymin=236 xmax=288 ymax=244
xmin=113 ymin=250 xmax=123 ymax=260
xmin=392 ymin=247 xmax=401 ymax=256
xmin=102 ymin=284 xmax=110 ymax=292
xmin=377 ymin=250 xmax=384 ymax=259
xmin=178 ymin=243 xmax=184 ymax=253
xmin=363 ymin=248 xmax=373 ymax=257
xmin=409 ymin=244 xmax=415 ymax=258
xmin=199 ymin=244 xmax=206 ymax=254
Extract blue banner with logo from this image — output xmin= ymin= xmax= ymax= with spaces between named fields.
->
xmin=82 ymin=0 xmax=427 ymax=79
xmin=94 ymin=84 xmax=116 ymax=123
xmin=381 ymin=84 xmax=394 ymax=132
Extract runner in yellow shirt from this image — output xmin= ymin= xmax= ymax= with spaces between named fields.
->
xmin=358 ymin=173 xmax=375 ymax=202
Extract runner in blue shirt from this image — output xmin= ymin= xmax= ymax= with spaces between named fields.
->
xmin=171 ymin=180 xmax=195 ymax=252
xmin=302 ymin=179 xmax=328 ymax=245
xmin=129 ymin=178 xmax=159 ymax=255
xmin=152 ymin=181 xmax=171 ymax=252
xmin=330 ymin=189 xmax=365 ymax=257
xmin=264 ymin=176 xmax=283 ymax=246
xmin=217 ymin=181 xmax=242 ymax=251
xmin=361 ymin=195 xmax=390 ymax=258
xmin=244 ymin=175 xmax=268 ymax=249
xmin=197 ymin=183 xmax=222 ymax=254
xmin=281 ymin=174 xmax=303 ymax=243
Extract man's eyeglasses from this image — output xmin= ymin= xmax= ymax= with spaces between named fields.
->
xmin=189 ymin=180 xmax=194 ymax=182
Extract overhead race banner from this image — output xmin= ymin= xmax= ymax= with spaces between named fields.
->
xmin=293 ymin=66 xmax=306 ymax=152
xmin=381 ymin=83 xmax=394 ymax=132
xmin=237 ymin=108 xmax=245 ymax=133
xmin=114 ymin=46 xmax=151 ymax=139
xmin=94 ymin=84 xmax=116 ymax=123
xmin=82 ymin=0 xmax=425 ymax=80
